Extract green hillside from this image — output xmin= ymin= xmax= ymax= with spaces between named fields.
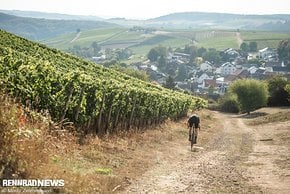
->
xmin=0 ymin=12 xmax=116 ymax=40
xmin=0 ymin=30 xmax=206 ymax=135
xmin=45 ymin=27 xmax=290 ymax=59
xmin=44 ymin=28 xmax=126 ymax=49
xmin=44 ymin=28 xmax=191 ymax=55
xmin=0 ymin=9 xmax=104 ymax=21
xmin=240 ymin=31 xmax=290 ymax=49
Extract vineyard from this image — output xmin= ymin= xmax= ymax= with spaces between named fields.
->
xmin=0 ymin=30 xmax=207 ymax=135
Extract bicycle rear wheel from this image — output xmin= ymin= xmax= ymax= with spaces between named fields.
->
xmin=191 ymin=127 xmax=196 ymax=151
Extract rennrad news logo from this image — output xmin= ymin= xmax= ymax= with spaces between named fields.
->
xmin=0 ymin=179 xmax=65 ymax=187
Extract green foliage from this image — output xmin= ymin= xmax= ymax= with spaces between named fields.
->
xmin=91 ymin=41 xmax=101 ymax=54
xmin=278 ymin=39 xmax=290 ymax=63
xmin=218 ymin=94 xmax=240 ymax=113
xmin=197 ymin=47 xmax=207 ymax=57
xmin=176 ymin=65 xmax=188 ymax=82
xmin=247 ymin=59 xmax=261 ymax=65
xmin=240 ymin=42 xmax=249 ymax=52
xmin=267 ymin=76 xmax=290 ymax=106
xmin=112 ymin=66 xmax=149 ymax=82
xmin=163 ymin=76 xmax=177 ymax=90
xmin=229 ymin=79 xmax=268 ymax=114
xmin=147 ymin=48 xmax=159 ymax=62
xmin=285 ymin=84 xmax=290 ymax=101
xmin=249 ymin=41 xmax=258 ymax=52
xmin=0 ymin=12 xmax=115 ymax=40
xmin=0 ymin=29 xmax=207 ymax=135
xmin=148 ymin=46 xmax=167 ymax=61
xmin=202 ymin=49 xmax=221 ymax=63
xmin=68 ymin=44 xmax=96 ymax=58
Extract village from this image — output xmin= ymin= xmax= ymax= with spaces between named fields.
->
xmin=129 ymin=46 xmax=289 ymax=97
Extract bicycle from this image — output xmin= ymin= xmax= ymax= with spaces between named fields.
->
xmin=190 ymin=126 xmax=198 ymax=151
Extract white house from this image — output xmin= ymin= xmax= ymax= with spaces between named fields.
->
xmin=197 ymin=73 xmax=212 ymax=84
xmin=200 ymin=61 xmax=213 ymax=72
xmin=248 ymin=66 xmax=259 ymax=74
xmin=259 ymin=47 xmax=278 ymax=61
xmin=224 ymin=48 xmax=240 ymax=57
xmin=220 ymin=62 xmax=237 ymax=75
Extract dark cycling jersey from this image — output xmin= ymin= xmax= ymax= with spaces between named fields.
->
xmin=188 ymin=114 xmax=200 ymax=128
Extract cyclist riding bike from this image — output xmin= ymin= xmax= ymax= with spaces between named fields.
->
xmin=187 ymin=114 xmax=201 ymax=144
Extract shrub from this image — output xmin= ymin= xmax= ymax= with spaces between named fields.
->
xmin=284 ymin=84 xmax=290 ymax=102
xmin=218 ymin=94 xmax=240 ymax=113
xmin=229 ymin=79 xmax=268 ymax=114
xmin=267 ymin=76 xmax=290 ymax=106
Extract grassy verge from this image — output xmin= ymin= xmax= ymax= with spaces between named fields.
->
xmin=0 ymin=92 xmax=217 ymax=192
xmin=245 ymin=108 xmax=290 ymax=125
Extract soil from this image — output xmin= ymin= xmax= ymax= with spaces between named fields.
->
xmin=121 ymin=108 xmax=290 ymax=193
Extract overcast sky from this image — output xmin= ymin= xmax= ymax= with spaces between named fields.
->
xmin=1 ymin=0 xmax=290 ymax=19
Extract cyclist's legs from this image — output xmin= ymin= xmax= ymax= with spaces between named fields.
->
xmin=193 ymin=125 xmax=198 ymax=142
xmin=189 ymin=125 xmax=192 ymax=141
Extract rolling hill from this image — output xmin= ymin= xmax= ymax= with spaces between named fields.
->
xmin=3 ymin=9 xmax=290 ymax=31
xmin=0 ymin=9 xmax=104 ymax=21
xmin=0 ymin=12 xmax=117 ymax=40
xmin=146 ymin=12 xmax=290 ymax=31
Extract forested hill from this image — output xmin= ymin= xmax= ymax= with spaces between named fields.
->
xmin=0 ymin=30 xmax=206 ymax=135
xmin=0 ymin=9 xmax=104 ymax=21
xmin=147 ymin=12 xmax=290 ymax=31
xmin=0 ymin=12 xmax=117 ymax=40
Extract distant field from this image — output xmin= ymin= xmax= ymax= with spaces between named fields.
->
xmin=130 ymin=34 xmax=190 ymax=55
xmin=44 ymin=28 xmax=290 ymax=58
xmin=196 ymin=31 xmax=239 ymax=49
xmin=241 ymin=31 xmax=290 ymax=49
xmin=44 ymin=27 xmax=125 ymax=49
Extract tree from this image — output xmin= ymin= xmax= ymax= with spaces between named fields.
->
xmin=155 ymin=46 xmax=167 ymax=57
xmin=247 ymin=58 xmax=261 ymax=66
xmin=163 ymin=76 xmax=176 ymax=90
xmin=197 ymin=47 xmax=207 ymax=57
xmin=240 ymin=42 xmax=249 ymax=52
xmin=229 ymin=79 xmax=268 ymax=114
xmin=176 ymin=64 xmax=187 ymax=81
xmin=147 ymin=48 xmax=159 ymax=62
xmin=91 ymin=41 xmax=101 ymax=55
xmin=158 ymin=55 xmax=167 ymax=69
xmin=249 ymin=42 xmax=258 ymax=52
xmin=285 ymin=84 xmax=290 ymax=100
xmin=116 ymin=48 xmax=132 ymax=60
xmin=267 ymin=76 xmax=290 ymax=106
xmin=147 ymin=46 xmax=167 ymax=62
xmin=194 ymin=57 xmax=203 ymax=65
xmin=184 ymin=45 xmax=197 ymax=56
xmin=278 ymin=39 xmax=290 ymax=63
xmin=202 ymin=49 xmax=221 ymax=63
xmin=218 ymin=93 xmax=240 ymax=113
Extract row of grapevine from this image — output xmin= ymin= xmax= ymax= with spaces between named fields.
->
xmin=0 ymin=30 xmax=207 ymax=135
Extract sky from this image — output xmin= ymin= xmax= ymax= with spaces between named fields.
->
xmin=1 ymin=0 xmax=290 ymax=19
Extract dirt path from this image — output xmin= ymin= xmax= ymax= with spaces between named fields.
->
xmin=70 ymin=31 xmax=82 ymax=43
xmin=123 ymin=111 xmax=290 ymax=193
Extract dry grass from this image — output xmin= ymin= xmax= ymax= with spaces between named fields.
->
xmin=1 ymin=94 xmax=217 ymax=193
xmin=245 ymin=108 xmax=290 ymax=126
